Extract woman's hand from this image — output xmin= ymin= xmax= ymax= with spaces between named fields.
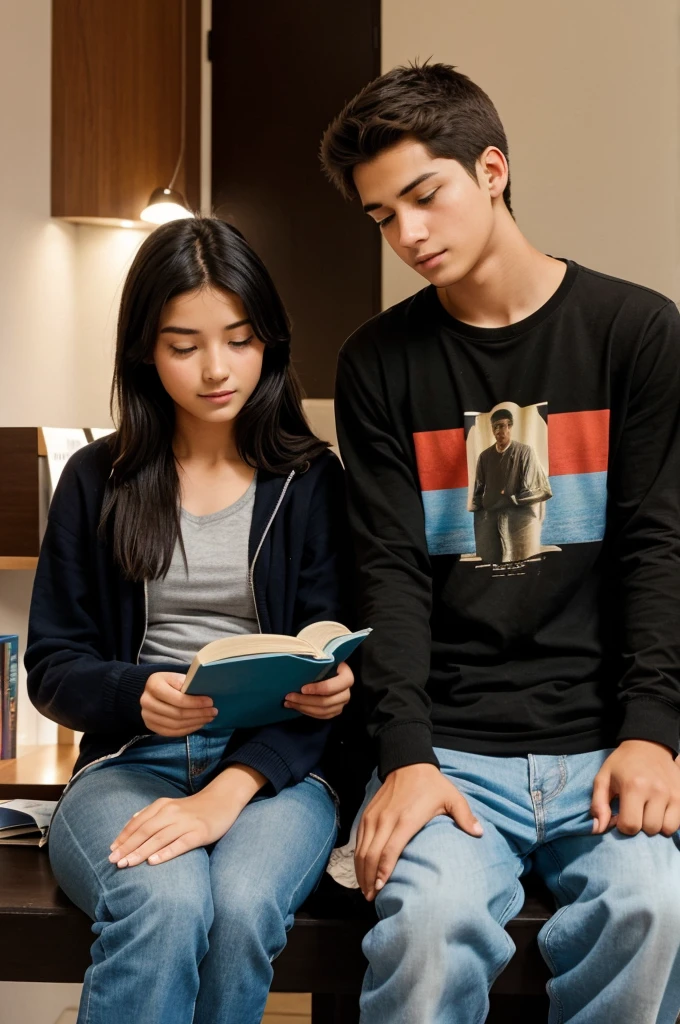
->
xmin=140 ymin=671 xmax=218 ymax=736
xmin=109 ymin=764 xmax=267 ymax=867
xmin=284 ymin=660 xmax=354 ymax=720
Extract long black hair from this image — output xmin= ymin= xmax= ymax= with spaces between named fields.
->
xmin=101 ymin=217 xmax=329 ymax=581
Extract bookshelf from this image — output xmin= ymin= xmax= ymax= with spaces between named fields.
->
xmin=0 ymin=744 xmax=78 ymax=799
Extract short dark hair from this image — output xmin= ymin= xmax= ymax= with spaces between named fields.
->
xmin=320 ymin=61 xmax=512 ymax=214
xmin=491 ymin=409 xmax=514 ymax=425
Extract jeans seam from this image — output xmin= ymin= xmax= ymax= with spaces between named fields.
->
xmin=542 ymin=842 xmax=579 ymax=905
xmin=544 ymin=755 xmax=568 ymax=805
xmin=288 ymin=817 xmax=337 ymax=915
xmin=266 ymin=786 xmax=337 ymax=962
xmin=467 ymin=869 xmax=526 ymax=1024
xmin=268 ymin=814 xmax=337 ymax=966
xmin=538 ymin=844 xmax=580 ymax=1024
xmin=53 ymin=806 xmax=111 ymax=1024
xmin=539 ymin=905 xmax=569 ymax=1024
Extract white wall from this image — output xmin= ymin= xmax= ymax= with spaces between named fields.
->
xmin=381 ymin=0 xmax=680 ymax=308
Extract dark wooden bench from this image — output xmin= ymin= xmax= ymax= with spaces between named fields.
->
xmin=0 ymin=845 xmax=552 ymax=1023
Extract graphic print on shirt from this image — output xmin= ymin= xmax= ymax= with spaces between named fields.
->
xmin=413 ymin=402 xmax=609 ymax=567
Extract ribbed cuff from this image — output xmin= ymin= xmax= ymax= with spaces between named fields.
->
xmin=107 ymin=662 xmax=185 ymax=731
xmin=224 ymin=741 xmax=292 ymax=794
xmin=616 ymin=698 xmax=680 ymax=754
xmin=377 ymin=721 xmax=439 ymax=781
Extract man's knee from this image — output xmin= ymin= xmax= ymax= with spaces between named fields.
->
xmin=375 ymin=878 xmax=501 ymax=956
xmin=604 ymin=876 xmax=680 ymax=942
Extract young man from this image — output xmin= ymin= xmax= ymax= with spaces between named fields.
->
xmin=321 ymin=62 xmax=680 ymax=1023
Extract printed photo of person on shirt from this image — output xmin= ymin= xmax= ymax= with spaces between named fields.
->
xmin=469 ymin=404 xmax=552 ymax=564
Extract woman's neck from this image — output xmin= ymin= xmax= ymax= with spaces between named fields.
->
xmin=172 ymin=408 xmax=241 ymax=466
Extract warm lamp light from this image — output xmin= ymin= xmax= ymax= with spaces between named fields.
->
xmin=140 ymin=187 xmax=193 ymax=224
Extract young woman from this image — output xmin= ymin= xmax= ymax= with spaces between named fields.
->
xmin=25 ymin=217 xmax=354 ymax=1024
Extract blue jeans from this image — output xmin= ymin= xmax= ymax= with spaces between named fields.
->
xmin=359 ymin=748 xmax=680 ymax=1024
xmin=49 ymin=729 xmax=337 ymax=1024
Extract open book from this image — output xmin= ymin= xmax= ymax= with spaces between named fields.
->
xmin=0 ymin=799 xmax=57 ymax=847
xmin=181 ymin=621 xmax=370 ymax=729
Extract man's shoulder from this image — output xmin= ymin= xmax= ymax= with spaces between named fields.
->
xmin=339 ymin=286 xmax=431 ymax=365
xmin=572 ymin=262 xmax=674 ymax=319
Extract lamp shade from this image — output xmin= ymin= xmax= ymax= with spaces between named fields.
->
xmin=140 ymin=187 xmax=193 ymax=224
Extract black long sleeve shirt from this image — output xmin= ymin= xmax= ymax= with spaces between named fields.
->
xmin=335 ymin=261 xmax=680 ymax=779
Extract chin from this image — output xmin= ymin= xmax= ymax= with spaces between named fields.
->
xmin=191 ymin=403 xmax=242 ymax=424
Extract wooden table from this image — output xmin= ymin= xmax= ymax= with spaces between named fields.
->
xmin=0 ymin=744 xmax=79 ymax=799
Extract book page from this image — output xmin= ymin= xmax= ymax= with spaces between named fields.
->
xmin=41 ymin=427 xmax=89 ymax=494
xmin=182 ymin=632 xmax=325 ymax=690
xmin=296 ymin=620 xmax=350 ymax=653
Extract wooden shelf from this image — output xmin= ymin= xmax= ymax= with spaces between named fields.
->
xmin=0 ymin=557 xmax=38 ymax=570
xmin=0 ymin=745 xmax=79 ymax=800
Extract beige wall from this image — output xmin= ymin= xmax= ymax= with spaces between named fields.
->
xmin=382 ymin=0 xmax=680 ymax=308
xmin=0 ymin=2 xmax=148 ymax=762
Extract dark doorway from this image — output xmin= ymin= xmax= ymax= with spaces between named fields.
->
xmin=211 ymin=1 xmax=381 ymax=397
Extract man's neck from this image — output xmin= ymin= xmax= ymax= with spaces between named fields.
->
xmin=437 ymin=211 xmax=567 ymax=329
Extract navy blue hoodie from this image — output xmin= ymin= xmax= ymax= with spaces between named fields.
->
xmin=25 ymin=438 xmax=351 ymax=793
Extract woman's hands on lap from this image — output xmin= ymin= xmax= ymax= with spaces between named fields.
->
xmin=109 ymin=764 xmax=266 ymax=868
xmin=140 ymin=671 xmax=218 ymax=736
xmin=121 ymin=659 xmax=353 ymax=867
xmin=284 ymin=660 xmax=354 ymax=719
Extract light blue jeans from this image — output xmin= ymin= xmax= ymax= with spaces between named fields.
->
xmin=359 ymin=747 xmax=680 ymax=1024
xmin=48 ymin=729 xmax=337 ymax=1024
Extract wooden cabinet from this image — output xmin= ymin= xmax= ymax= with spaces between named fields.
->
xmin=51 ymin=0 xmax=202 ymax=225
xmin=0 ymin=429 xmax=47 ymax=569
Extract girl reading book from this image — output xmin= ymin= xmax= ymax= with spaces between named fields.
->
xmin=25 ymin=217 xmax=354 ymax=1024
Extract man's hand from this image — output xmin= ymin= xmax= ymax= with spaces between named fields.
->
xmin=140 ymin=672 xmax=218 ymax=736
xmin=284 ymin=661 xmax=354 ymax=720
xmin=355 ymin=763 xmax=483 ymax=901
xmin=591 ymin=739 xmax=680 ymax=837
xmin=109 ymin=764 xmax=266 ymax=867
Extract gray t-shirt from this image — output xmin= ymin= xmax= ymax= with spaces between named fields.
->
xmin=141 ymin=475 xmax=258 ymax=666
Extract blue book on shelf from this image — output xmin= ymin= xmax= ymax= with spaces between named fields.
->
xmin=181 ymin=620 xmax=371 ymax=729
xmin=0 ymin=635 xmax=18 ymax=760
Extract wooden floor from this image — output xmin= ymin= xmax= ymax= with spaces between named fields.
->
xmin=262 ymin=992 xmax=311 ymax=1023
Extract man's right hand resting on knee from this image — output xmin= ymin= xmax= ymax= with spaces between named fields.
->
xmin=355 ymin=763 xmax=483 ymax=901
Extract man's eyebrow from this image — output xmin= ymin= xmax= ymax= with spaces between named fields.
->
xmin=363 ymin=172 xmax=438 ymax=214
xmin=159 ymin=318 xmax=252 ymax=335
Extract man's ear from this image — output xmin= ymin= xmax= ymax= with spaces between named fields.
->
xmin=478 ymin=147 xmax=508 ymax=201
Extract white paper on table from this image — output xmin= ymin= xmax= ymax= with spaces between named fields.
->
xmin=90 ymin=427 xmax=115 ymax=440
xmin=41 ymin=427 xmax=89 ymax=493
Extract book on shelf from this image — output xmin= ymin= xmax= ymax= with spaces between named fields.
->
xmin=181 ymin=620 xmax=371 ymax=729
xmin=0 ymin=799 xmax=57 ymax=847
xmin=0 ymin=635 xmax=18 ymax=759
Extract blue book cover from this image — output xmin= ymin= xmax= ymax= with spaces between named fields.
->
xmin=0 ymin=635 xmax=18 ymax=759
xmin=182 ymin=622 xmax=371 ymax=729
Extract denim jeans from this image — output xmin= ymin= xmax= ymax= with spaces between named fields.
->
xmin=359 ymin=747 xmax=680 ymax=1024
xmin=49 ymin=729 xmax=337 ymax=1024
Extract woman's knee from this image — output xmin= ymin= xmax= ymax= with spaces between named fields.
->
xmin=208 ymin=873 xmax=291 ymax=967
